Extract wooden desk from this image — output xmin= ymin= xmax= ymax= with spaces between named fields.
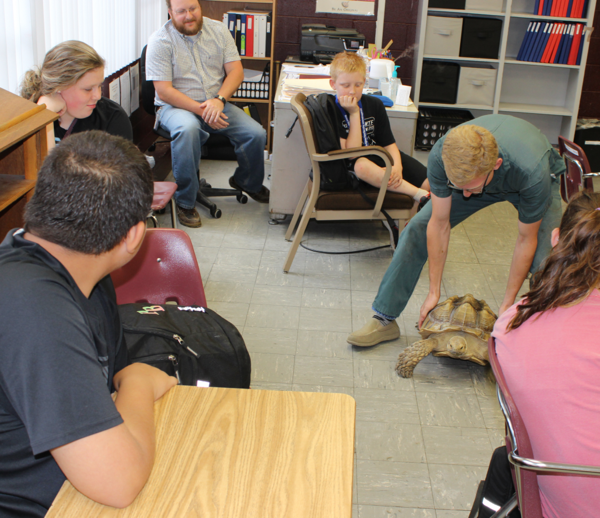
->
xmin=47 ymin=387 xmax=356 ymax=518
xmin=269 ymin=73 xmax=419 ymax=219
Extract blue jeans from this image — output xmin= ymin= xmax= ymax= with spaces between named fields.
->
xmin=372 ymin=179 xmax=563 ymax=319
xmin=156 ymin=103 xmax=266 ymax=209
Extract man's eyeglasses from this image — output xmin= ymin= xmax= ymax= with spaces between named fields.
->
xmin=447 ymin=169 xmax=492 ymax=196
xmin=173 ymin=6 xmax=199 ymax=16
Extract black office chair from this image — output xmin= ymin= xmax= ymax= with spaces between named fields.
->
xmin=140 ymin=45 xmax=247 ymax=219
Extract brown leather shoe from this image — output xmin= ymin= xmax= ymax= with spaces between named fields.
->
xmin=229 ymin=176 xmax=270 ymax=203
xmin=176 ymin=205 xmax=202 ymax=228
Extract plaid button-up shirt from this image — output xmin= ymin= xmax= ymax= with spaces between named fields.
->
xmin=146 ymin=17 xmax=240 ymax=106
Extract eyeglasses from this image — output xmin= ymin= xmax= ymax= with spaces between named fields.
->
xmin=447 ymin=169 xmax=492 ymax=196
xmin=173 ymin=6 xmax=199 ymax=16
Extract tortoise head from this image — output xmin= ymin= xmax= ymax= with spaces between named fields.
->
xmin=443 ymin=336 xmax=488 ymax=366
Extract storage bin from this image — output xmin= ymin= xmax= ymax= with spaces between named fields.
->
xmin=465 ymin=0 xmax=503 ymax=11
xmin=415 ymin=108 xmax=474 ymax=150
xmin=419 ymin=60 xmax=461 ymax=104
xmin=424 ymin=16 xmax=463 ymax=57
xmin=456 ymin=65 xmax=497 ymax=106
xmin=429 ymin=0 xmax=465 ymax=8
xmin=459 ymin=17 xmax=503 ymax=59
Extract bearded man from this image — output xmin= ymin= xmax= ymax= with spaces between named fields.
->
xmin=146 ymin=0 xmax=269 ymax=228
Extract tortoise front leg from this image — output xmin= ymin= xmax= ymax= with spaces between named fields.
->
xmin=395 ymin=338 xmax=436 ymax=378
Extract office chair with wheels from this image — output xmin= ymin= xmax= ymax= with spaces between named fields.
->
xmin=283 ymin=92 xmax=414 ymax=273
xmin=111 ymin=228 xmax=207 ymax=307
xmin=486 ymin=337 xmax=600 ymax=518
xmin=140 ymin=45 xmax=247 ymax=219
xmin=557 ymin=136 xmax=597 ymax=203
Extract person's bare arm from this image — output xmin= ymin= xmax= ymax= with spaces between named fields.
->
xmin=338 ymin=95 xmax=362 ymax=150
xmin=384 ymin=143 xmax=404 ymax=189
xmin=200 ymin=60 xmax=244 ymax=126
xmin=419 ymin=193 xmax=453 ymax=328
xmin=153 ymin=81 xmax=228 ymax=130
xmin=50 ymin=363 xmax=177 ymax=508
xmin=498 ymin=219 xmax=541 ymax=315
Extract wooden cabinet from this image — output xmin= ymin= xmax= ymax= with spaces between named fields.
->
xmin=201 ymin=0 xmax=277 ymax=147
xmin=0 ymin=88 xmax=58 ymax=239
xmin=412 ymin=0 xmax=597 ymax=146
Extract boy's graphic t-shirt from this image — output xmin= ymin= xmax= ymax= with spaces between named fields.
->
xmin=333 ymin=94 xmax=396 ymax=167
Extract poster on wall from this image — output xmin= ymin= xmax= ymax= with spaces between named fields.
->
xmin=316 ymin=0 xmax=375 ymax=16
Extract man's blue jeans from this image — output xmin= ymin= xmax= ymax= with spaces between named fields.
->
xmin=156 ymin=103 xmax=266 ymax=209
xmin=372 ymin=179 xmax=563 ymax=319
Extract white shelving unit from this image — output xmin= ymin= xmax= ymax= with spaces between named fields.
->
xmin=412 ymin=0 xmax=597 ymax=145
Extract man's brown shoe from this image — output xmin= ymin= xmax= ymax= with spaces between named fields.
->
xmin=176 ymin=205 xmax=202 ymax=228
xmin=347 ymin=318 xmax=400 ymax=347
xmin=229 ymin=176 xmax=270 ymax=203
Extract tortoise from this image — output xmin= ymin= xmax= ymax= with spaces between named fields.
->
xmin=395 ymin=294 xmax=497 ymax=378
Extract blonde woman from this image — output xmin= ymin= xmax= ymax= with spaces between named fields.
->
xmin=20 ymin=40 xmax=132 ymax=143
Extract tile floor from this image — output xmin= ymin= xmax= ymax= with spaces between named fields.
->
xmin=156 ymin=159 xmax=533 ymax=518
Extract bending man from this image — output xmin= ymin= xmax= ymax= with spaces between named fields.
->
xmin=348 ymin=115 xmax=564 ymax=346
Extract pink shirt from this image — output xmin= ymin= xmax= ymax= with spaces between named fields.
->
xmin=492 ymin=290 xmax=600 ymax=518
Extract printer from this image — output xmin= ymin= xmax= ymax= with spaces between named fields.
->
xmin=300 ymin=24 xmax=366 ymax=64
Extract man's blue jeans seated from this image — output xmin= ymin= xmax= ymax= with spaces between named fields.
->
xmin=156 ymin=102 xmax=266 ymax=209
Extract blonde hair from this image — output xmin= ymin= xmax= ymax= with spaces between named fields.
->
xmin=20 ymin=41 xmax=105 ymax=103
xmin=442 ymin=125 xmax=499 ymax=185
xmin=330 ymin=52 xmax=367 ymax=81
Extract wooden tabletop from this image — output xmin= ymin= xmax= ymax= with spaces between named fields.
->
xmin=46 ymin=386 xmax=356 ymax=518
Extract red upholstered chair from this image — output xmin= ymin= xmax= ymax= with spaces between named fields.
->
xmin=111 ymin=228 xmax=207 ymax=307
xmin=148 ymin=181 xmax=178 ymax=229
xmin=557 ymin=136 xmax=597 ymax=203
xmin=487 ymin=337 xmax=600 ymax=518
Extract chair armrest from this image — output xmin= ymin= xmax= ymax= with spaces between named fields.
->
xmin=509 ymin=452 xmax=600 ymax=477
xmin=325 ymin=145 xmax=394 ymax=166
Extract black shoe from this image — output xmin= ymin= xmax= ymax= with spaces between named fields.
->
xmin=176 ymin=205 xmax=202 ymax=228
xmin=417 ymin=193 xmax=431 ymax=212
xmin=229 ymin=176 xmax=270 ymax=203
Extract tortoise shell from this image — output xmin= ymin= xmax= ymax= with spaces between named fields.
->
xmin=420 ymin=294 xmax=497 ymax=341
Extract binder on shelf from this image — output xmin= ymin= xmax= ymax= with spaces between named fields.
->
xmin=246 ymin=14 xmax=254 ymax=57
xmin=235 ymin=15 xmax=242 ymax=51
xmin=265 ymin=12 xmax=272 ymax=58
xmin=240 ymin=14 xmax=247 ymax=56
xmin=523 ymin=22 xmax=540 ymax=62
xmin=567 ymin=23 xmax=581 ymax=64
xmin=517 ymin=22 xmax=534 ymax=61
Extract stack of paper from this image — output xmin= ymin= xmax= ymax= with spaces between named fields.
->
xmin=279 ymin=77 xmax=334 ymax=101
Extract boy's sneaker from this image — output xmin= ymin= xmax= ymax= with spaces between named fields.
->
xmin=176 ymin=205 xmax=202 ymax=228
xmin=347 ymin=318 xmax=400 ymax=347
xmin=417 ymin=193 xmax=431 ymax=212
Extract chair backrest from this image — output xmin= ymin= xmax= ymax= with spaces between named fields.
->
xmin=290 ymin=92 xmax=322 ymax=188
xmin=558 ymin=136 xmax=594 ymax=203
xmin=488 ymin=337 xmax=543 ymax=518
xmin=140 ymin=45 xmax=157 ymax=117
xmin=111 ymin=228 xmax=207 ymax=307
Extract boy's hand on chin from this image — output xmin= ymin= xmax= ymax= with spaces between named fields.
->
xmin=339 ymin=95 xmax=359 ymax=114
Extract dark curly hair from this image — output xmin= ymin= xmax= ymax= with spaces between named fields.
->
xmin=508 ymin=190 xmax=600 ymax=330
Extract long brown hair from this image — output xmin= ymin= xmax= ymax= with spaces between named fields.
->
xmin=508 ymin=191 xmax=600 ymax=330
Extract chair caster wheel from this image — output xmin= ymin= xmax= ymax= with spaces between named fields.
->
xmin=237 ymin=194 xmax=248 ymax=204
xmin=210 ymin=207 xmax=222 ymax=219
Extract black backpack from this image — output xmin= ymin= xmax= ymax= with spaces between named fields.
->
xmin=303 ymin=93 xmax=355 ymax=191
xmin=118 ymin=303 xmax=251 ymax=388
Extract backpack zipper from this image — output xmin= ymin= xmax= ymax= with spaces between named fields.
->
xmin=135 ymin=353 xmax=181 ymax=384
xmin=122 ymin=325 xmax=199 ymax=357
